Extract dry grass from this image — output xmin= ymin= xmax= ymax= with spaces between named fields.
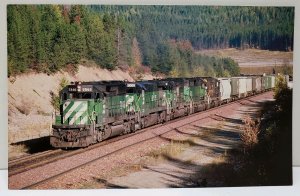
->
xmin=9 ymin=144 xmax=28 ymax=159
xmin=197 ymin=48 xmax=293 ymax=65
xmin=15 ymin=101 xmax=31 ymax=116
xmin=148 ymin=139 xmax=190 ymax=160
xmin=240 ymin=65 xmax=293 ymax=75
xmin=37 ymin=109 xmax=51 ymax=116
xmin=197 ymin=48 xmax=293 ymax=75
xmin=240 ymin=116 xmax=260 ymax=149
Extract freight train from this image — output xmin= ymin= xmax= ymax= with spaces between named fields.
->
xmin=50 ymin=75 xmax=281 ymax=148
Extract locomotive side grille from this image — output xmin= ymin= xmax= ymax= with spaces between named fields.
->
xmin=63 ymin=100 xmax=88 ymax=125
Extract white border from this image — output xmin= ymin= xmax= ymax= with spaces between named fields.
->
xmin=1 ymin=168 xmax=300 ymax=196
xmin=1 ymin=1 xmax=299 ymax=193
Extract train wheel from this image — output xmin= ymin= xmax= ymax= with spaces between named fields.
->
xmin=159 ymin=112 xmax=166 ymax=123
xmin=97 ymin=132 xmax=103 ymax=142
xmin=206 ymin=103 xmax=210 ymax=110
xmin=102 ymin=125 xmax=112 ymax=140
xmin=130 ymin=121 xmax=136 ymax=133
xmin=124 ymin=122 xmax=131 ymax=134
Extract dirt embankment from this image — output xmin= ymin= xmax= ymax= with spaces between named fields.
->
xmin=8 ymin=65 xmax=153 ymax=144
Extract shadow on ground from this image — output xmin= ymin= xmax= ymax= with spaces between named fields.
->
xmin=11 ymin=136 xmax=54 ymax=153
xmin=86 ymin=98 xmax=291 ymax=188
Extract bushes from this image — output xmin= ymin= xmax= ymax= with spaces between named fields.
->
xmin=237 ymin=76 xmax=292 ymax=185
xmin=274 ymin=74 xmax=292 ymax=115
xmin=51 ymin=77 xmax=69 ymax=110
xmin=240 ymin=116 xmax=260 ymax=150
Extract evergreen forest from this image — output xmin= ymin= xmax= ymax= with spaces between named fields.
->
xmin=7 ymin=5 xmax=294 ymax=77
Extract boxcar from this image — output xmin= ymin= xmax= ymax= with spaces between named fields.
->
xmin=262 ymin=76 xmax=267 ymax=91
xmin=218 ymin=77 xmax=231 ymax=103
xmin=268 ymin=76 xmax=272 ymax=89
xmin=271 ymin=75 xmax=276 ymax=88
xmin=252 ymin=76 xmax=262 ymax=93
xmin=262 ymin=76 xmax=272 ymax=91
xmin=246 ymin=77 xmax=253 ymax=95
xmin=231 ymin=77 xmax=247 ymax=98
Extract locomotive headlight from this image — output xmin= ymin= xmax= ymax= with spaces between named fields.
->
xmin=77 ymin=86 xmax=82 ymax=92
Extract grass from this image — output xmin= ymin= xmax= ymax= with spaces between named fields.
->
xmin=9 ymin=144 xmax=29 ymax=159
xmin=15 ymin=101 xmax=31 ymax=115
xmin=197 ymin=48 xmax=293 ymax=64
xmin=148 ymin=139 xmax=190 ymax=161
xmin=197 ymin=48 xmax=293 ymax=75
xmin=240 ymin=65 xmax=293 ymax=75
xmin=240 ymin=116 xmax=260 ymax=149
xmin=37 ymin=109 xmax=51 ymax=116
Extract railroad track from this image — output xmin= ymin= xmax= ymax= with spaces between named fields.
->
xmin=9 ymin=149 xmax=64 ymax=177
xmin=8 ymin=122 xmax=164 ymax=177
xmin=17 ymin=91 xmax=270 ymax=189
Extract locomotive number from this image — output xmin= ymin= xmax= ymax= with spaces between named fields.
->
xmin=69 ymin=88 xmax=77 ymax=92
xmin=127 ymin=83 xmax=136 ymax=87
xmin=82 ymin=87 xmax=92 ymax=92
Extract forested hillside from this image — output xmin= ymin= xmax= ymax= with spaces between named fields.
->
xmin=7 ymin=5 xmax=294 ymax=77
xmin=92 ymin=5 xmax=294 ymax=50
xmin=8 ymin=5 xmax=131 ymax=76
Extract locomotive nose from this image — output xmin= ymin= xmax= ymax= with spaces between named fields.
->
xmin=63 ymin=100 xmax=88 ymax=125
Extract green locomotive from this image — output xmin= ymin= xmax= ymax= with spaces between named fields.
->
xmin=51 ymin=78 xmax=208 ymax=148
xmin=51 ymin=74 xmax=277 ymax=148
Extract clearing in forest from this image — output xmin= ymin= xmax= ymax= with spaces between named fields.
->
xmin=197 ymin=48 xmax=293 ymax=75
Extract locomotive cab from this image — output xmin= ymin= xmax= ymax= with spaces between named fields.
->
xmin=56 ymin=82 xmax=103 ymax=126
xmin=51 ymin=81 xmax=123 ymax=148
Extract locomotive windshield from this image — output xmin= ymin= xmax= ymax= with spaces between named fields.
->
xmin=61 ymin=83 xmax=105 ymax=100
xmin=69 ymin=92 xmax=92 ymax=99
xmin=61 ymin=92 xmax=93 ymax=100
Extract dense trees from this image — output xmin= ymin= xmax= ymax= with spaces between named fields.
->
xmin=8 ymin=5 xmax=294 ymax=77
xmin=161 ymin=40 xmax=240 ymax=77
xmin=91 ymin=5 xmax=294 ymax=76
xmin=8 ymin=5 xmax=129 ymax=76
xmin=92 ymin=6 xmax=294 ymax=50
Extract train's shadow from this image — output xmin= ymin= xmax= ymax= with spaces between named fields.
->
xmin=11 ymin=136 xmax=54 ymax=154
